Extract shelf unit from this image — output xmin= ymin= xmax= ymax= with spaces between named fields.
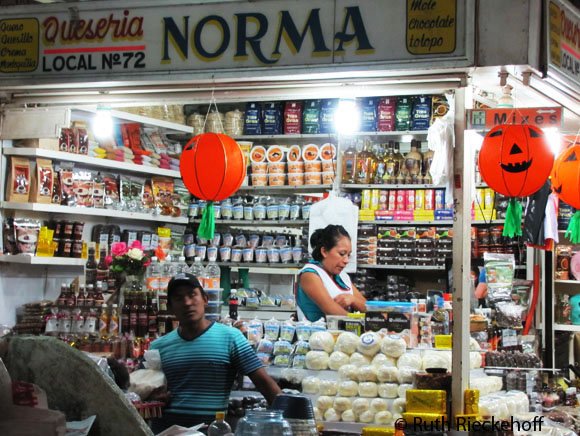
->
xmin=342 ymin=183 xmax=444 ymax=190
xmin=555 ymin=279 xmax=580 ymax=285
xmin=358 ymin=264 xmax=445 ymax=271
xmin=0 ymin=254 xmax=86 ymax=266
xmin=554 ymin=324 xmax=580 ymax=332
xmin=3 ymin=147 xmax=181 ymax=178
xmin=359 ymin=219 xmax=453 ymax=225
xmin=190 ymin=219 xmax=308 ymax=226
xmin=234 ymin=130 xmax=429 ymax=141
xmin=1 ymin=201 xmax=188 ymax=224
xmin=236 ymin=184 xmax=331 ymax=193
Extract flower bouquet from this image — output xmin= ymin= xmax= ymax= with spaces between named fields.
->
xmin=106 ymin=240 xmax=151 ymax=277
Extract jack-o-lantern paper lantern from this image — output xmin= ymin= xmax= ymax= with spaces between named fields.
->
xmin=552 ymin=144 xmax=580 ymax=243
xmin=478 ymin=124 xmax=553 ymax=198
xmin=180 ymin=133 xmax=246 ymax=239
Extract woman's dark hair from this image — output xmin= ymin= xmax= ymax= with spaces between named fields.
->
xmin=310 ymin=225 xmax=350 ymax=261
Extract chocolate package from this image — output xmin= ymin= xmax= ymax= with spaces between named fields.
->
xmin=377 ymin=97 xmax=397 ymax=131
xmin=59 ymin=165 xmax=75 ymax=206
xmin=13 ymin=219 xmax=41 ymax=254
xmin=302 ymin=100 xmax=321 ymax=134
xmin=72 ymin=169 xmax=94 ymax=208
xmin=152 ymin=176 xmax=175 ymax=216
xmin=173 ymin=180 xmax=191 ymax=217
xmin=243 ymin=102 xmax=262 ymax=135
xmin=320 ymin=99 xmax=338 ymax=134
xmin=142 ymin=180 xmax=156 ymax=210
xmin=103 ymin=173 xmax=119 ymax=209
xmin=58 ymin=128 xmax=72 ymax=153
xmin=92 ymin=173 xmax=105 ymax=208
xmin=3 ymin=218 xmax=16 ymax=254
xmin=6 ymin=157 xmax=31 ymax=203
xmin=395 ymin=96 xmax=412 ymax=131
xmin=30 ymin=158 xmax=54 ymax=204
xmin=75 ymin=128 xmax=89 ymax=155
xmin=411 ymin=96 xmax=432 ymax=131
xmin=262 ymin=102 xmax=282 ymax=135
xmin=284 ymin=101 xmax=302 ymax=134
xmin=361 ymin=97 xmax=378 ymax=132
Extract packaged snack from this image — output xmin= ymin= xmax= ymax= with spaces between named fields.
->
xmin=284 ymin=101 xmax=302 ymax=134
xmin=395 ymin=96 xmax=412 ymax=131
xmin=361 ymin=97 xmax=378 ymax=132
xmin=72 ymin=169 xmax=94 ymax=207
xmin=495 ymin=302 xmax=525 ymax=329
xmin=30 ymin=158 xmax=53 ymax=204
xmin=377 ymin=97 xmax=397 ymax=131
xmin=75 ymin=127 xmax=89 ymax=154
xmin=152 ymin=177 xmax=175 ymax=215
xmin=59 ymin=128 xmax=72 ymax=152
xmin=302 ymin=100 xmax=321 ymax=134
xmin=51 ymin=166 xmax=61 ymax=204
xmin=243 ymin=102 xmax=262 ymax=135
xmin=296 ymin=320 xmax=312 ymax=341
xmin=264 ymin=318 xmax=281 ymax=341
xmin=172 ymin=180 xmax=191 ymax=217
xmin=248 ymin=317 xmax=264 ymax=344
xmin=59 ymin=166 xmax=75 ymax=206
xmin=128 ymin=176 xmax=146 ymax=212
xmin=280 ymin=321 xmax=296 ymax=342
xmin=14 ymin=219 xmax=41 ymax=254
xmin=92 ymin=173 xmax=105 ymax=208
xmin=320 ymin=99 xmax=338 ymax=134
xmin=102 ymin=173 xmax=119 ymax=209
xmin=411 ymin=96 xmax=432 ymax=130
xmin=262 ymin=102 xmax=282 ymax=135
xmin=142 ymin=181 xmax=155 ymax=210
xmin=274 ymin=355 xmax=290 ymax=367
xmin=273 ymin=340 xmax=292 ymax=356
xmin=6 ymin=157 xmax=31 ymax=203
xmin=257 ymin=338 xmax=274 ymax=354
xmin=292 ymin=354 xmax=306 ymax=369
xmin=293 ymin=340 xmax=310 ymax=355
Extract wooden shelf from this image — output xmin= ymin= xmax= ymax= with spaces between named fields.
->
xmin=0 ymin=254 xmax=85 ymax=266
xmin=3 ymin=147 xmax=181 ymax=178
xmin=1 ymin=201 xmax=189 ymax=224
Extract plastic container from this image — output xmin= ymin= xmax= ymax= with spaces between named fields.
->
xmin=269 ymin=173 xmax=286 ymax=186
xmin=231 ymin=247 xmax=243 ymax=262
xmin=304 ymin=172 xmax=321 ymax=185
xmin=268 ymin=162 xmax=286 ymax=174
xmin=288 ymin=173 xmax=305 ymax=186
xmin=234 ymin=410 xmax=292 ymax=436
xmin=219 ymin=246 xmax=232 ymax=262
xmin=287 ymin=161 xmax=304 ymax=173
xmin=267 ymin=247 xmax=280 ymax=263
xmin=322 ymin=160 xmax=336 ymax=172
xmin=256 ymin=247 xmax=268 ymax=263
xmin=322 ymin=171 xmax=335 ymax=184
xmin=251 ymin=174 xmax=267 ymax=186
xmin=206 ymin=289 xmax=223 ymax=303
xmin=304 ymin=161 xmax=322 ymax=172
xmin=251 ymin=162 xmax=268 ymax=174
xmin=243 ymin=248 xmax=254 ymax=262
xmin=206 ymin=301 xmax=222 ymax=314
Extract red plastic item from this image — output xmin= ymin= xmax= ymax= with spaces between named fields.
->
xmin=478 ymin=124 xmax=553 ymax=197
xmin=180 ymin=133 xmax=246 ymax=201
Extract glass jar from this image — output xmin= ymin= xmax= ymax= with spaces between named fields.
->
xmin=235 ymin=410 xmax=292 ymax=436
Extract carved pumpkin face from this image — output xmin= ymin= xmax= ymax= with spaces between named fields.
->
xmin=551 ymin=144 xmax=580 ymax=209
xmin=478 ymin=124 xmax=553 ymax=197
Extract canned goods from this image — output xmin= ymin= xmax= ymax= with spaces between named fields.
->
xmin=406 ymin=190 xmax=415 ymax=211
xmin=388 ymin=190 xmax=396 ymax=210
xmin=396 ymin=189 xmax=406 ymax=210
xmin=435 ymin=189 xmax=445 ymax=210
xmin=424 ymin=189 xmax=434 ymax=210
xmin=361 ymin=189 xmax=372 ymax=210
xmin=379 ymin=190 xmax=388 ymax=210
xmin=415 ymin=189 xmax=425 ymax=210
xmin=370 ymin=189 xmax=380 ymax=211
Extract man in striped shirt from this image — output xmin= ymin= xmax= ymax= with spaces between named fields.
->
xmin=150 ymin=273 xmax=281 ymax=433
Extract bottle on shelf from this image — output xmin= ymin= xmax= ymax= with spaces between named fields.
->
xmin=374 ymin=144 xmax=386 ymax=184
xmin=190 ymin=256 xmax=205 ymax=280
xmin=145 ymin=256 xmax=161 ymax=293
xmin=94 ymin=281 xmax=105 ymax=307
xmin=404 ymin=139 xmax=423 ymax=184
xmin=157 ymin=294 xmax=168 ymax=336
xmin=205 ymin=260 xmax=221 ymax=289
xmin=497 ymin=84 xmax=514 ymax=108
xmin=138 ymin=292 xmax=149 ymax=337
xmin=393 ymin=142 xmax=405 ymax=184
xmin=130 ymin=292 xmax=139 ymax=334
xmin=207 ymin=411 xmax=232 ymax=436
xmin=99 ymin=304 xmax=109 ymax=338
xmin=76 ymin=285 xmax=86 ymax=308
xmin=422 ymin=146 xmax=435 ymax=184
xmin=109 ymin=304 xmax=120 ymax=337
xmin=85 ymin=284 xmax=95 ymax=308
xmin=85 ymin=247 xmax=97 ymax=287
xmin=147 ymin=292 xmax=158 ymax=337
xmin=174 ymin=256 xmax=190 ymax=275
xmin=383 ymin=141 xmax=396 ymax=183
xmin=96 ymin=247 xmax=109 ymax=285
xmin=341 ymin=141 xmax=358 ymax=184
xmin=121 ymin=293 xmax=132 ymax=334
xmin=355 ymin=139 xmax=377 ymax=184
xmin=160 ymin=255 xmax=174 ymax=292
xmin=229 ymin=289 xmax=239 ymax=320
xmin=57 ymin=283 xmax=68 ymax=308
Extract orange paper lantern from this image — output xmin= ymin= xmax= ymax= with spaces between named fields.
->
xmin=478 ymin=124 xmax=553 ymax=197
xmin=552 ymin=144 xmax=580 ymax=209
xmin=180 ymin=133 xmax=246 ymax=201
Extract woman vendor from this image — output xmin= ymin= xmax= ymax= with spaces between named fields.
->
xmin=297 ymin=224 xmax=367 ymax=321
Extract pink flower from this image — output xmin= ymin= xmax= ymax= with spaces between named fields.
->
xmin=130 ymin=240 xmax=143 ymax=250
xmin=105 ymin=255 xmax=113 ymax=267
xmin=111 ymin=242 xmax=128 ymax=256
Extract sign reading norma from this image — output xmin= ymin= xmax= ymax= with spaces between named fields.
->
xmin=0 ymin=0 xmax=469 ymax=81
xmin=548 ymin=0 xmax=580 ymax=87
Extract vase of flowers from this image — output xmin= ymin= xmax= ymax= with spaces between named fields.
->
xmin=106 ymin=241 xmax=151 ymax=301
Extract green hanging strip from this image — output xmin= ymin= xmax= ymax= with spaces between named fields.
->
xmin=197 ymin=201 xmax=215 ymax=240
xmin=502 ymin=198 xmax=523 ymax=238
xmin=565 ymin=210 xmax=580 ymax=244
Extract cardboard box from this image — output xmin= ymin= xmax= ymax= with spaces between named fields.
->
xmin=13 ymin=138 xmax=60 ymax=150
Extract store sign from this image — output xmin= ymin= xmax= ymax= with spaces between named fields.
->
xmin=547 ymin=0 xmax=580 ymax=87
xmin=0 ymin=0 xmax=470 ymax=83
xmin=467 ymin=107 xmax=563 ymax=130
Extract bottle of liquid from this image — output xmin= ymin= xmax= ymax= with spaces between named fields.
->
xmin=497 ymin=84 xmax=514 ymax=108
xmin=207 ymin=411 xmax=232 ymax=436
xmin=138 ymin=292 xmax=149 ymax=337
xmin=393 ymin=142 xmax=406 ymax=184
xmin=96 ymin=247 xmax=109 ymax=284
xmin=160 ymin=255 xmax=174 ymax=293
xmin=76 ymin=285 xmax=86 ymax=308
xmin=94 ymin=281 xmax=105 ymax=307
xmin=205 ymin=260 xmax=221 ymax=289
xmin=99 ymin=304 xmax=109 ymax=338
xmin=145 ymin=256 xmax=161 ymax=293
xmin=157 ymin=294 xmax=168 ymax=336
xmin=130 ymin=292 xmax=139 ymax=335
xmin=174 ymin=255 xmax=190 ymax=275
xmin=404 ymin=140 xmax=423 ymax=184
xmin=109 ymin=304 xmax=120 ymax=337
xmin=383 ymin=141 xmax=396 ymax=183
xmin=355 ymin=140 xmax=377 ymax=184
xmin=190 ymin=256 xmax=205 ymax=280
xmin=85 ymin=247 xmax=97 ymax=287
xmin=147 ymin=292 xmax=158 ymax=337
xmin=341 ymin=141 xmax=358 ymax=184
xmin=57 ymin=283 xmax=68 ymax=308
xmin=121 ymin=293 xmax=132 ymax=334
xmin=374 ymin=144 xmax=386 ymax=184
xmin=422 ymin=146 xmax=435 ymax=184
xmin=229 ymin=289 xmax=239 ymax=320
xmin=85 ymin=284 xmax=95 ymax=308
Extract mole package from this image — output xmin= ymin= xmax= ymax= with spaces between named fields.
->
xmin=365 ymin=301 xmax=418 ymax=347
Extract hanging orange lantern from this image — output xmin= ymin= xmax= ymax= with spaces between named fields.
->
xmin=180 ymin=133 xmax=246 ymax=239
xmin=180 ymin=133 xmax=246 ymax=201
xmin=478 ymin=124 xmax=553 ymax=197
xmin=552 ymin=144 xmax=580 ymax=243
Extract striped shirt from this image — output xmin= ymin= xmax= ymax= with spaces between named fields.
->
xmin=150 ymin=322 xmax=263 ymax=416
